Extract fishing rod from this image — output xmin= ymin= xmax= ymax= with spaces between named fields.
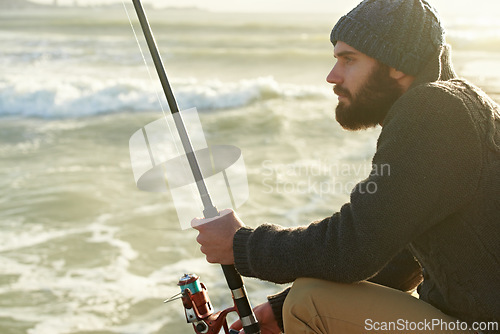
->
xmin=129 ymin=1 xmax=260 ymax=333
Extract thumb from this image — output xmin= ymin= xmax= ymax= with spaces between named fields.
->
xmin=191 ymin=208 xmax=234 ymax=228
xmin=230 ymin=319 xmax=243 ymax=331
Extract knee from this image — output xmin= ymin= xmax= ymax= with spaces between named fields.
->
xmin=283 ymin=278 xmax=352 ymax=333
xmin=285 ymin=278 xmax=322 ymax=308
xmin=282 ymin=278 xmax=323 ymax=331
xmin=284 ymin=278 xmax=340 ymax=314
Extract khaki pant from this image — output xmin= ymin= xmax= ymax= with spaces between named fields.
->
xmin=283 ymin=278 xmax=476 ymax=334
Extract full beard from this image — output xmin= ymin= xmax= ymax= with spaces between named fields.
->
xmin=335 ymin=63 xmax=404 ymax=131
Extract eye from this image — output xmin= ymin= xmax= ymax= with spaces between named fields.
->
xmin=345 ymin=57 xmax=353 ymax=64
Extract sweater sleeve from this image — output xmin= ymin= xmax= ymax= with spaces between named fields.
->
xmin=267 ymin=287 xmax=290 ymax=332
xmin=233 ymin=83 xmax=482 ymax=285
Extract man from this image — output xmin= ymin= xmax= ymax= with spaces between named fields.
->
xmin=192 ymin=0 xmax=500 ymax=333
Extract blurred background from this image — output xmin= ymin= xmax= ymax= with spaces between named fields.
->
xmin=1 ymin=0 xmax=499 ymax=333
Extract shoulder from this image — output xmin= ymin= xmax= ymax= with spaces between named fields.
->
xmin=376 ymin=80 xmax=483 ymax=165
xmin=381 ymin=80 xmax=484 ymax=140
xmin=384 ymin=81 xmax=469 ymax=126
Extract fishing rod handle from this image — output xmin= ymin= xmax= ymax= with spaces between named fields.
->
xmin=203 ymin=212 xmax=259 ymax=332
xmin=203 ymin=208 xmax=258 ymax=332
xmin=222 ymin=264 xmax=261 ymax=334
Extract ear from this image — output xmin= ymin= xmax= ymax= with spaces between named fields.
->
xmin=389 ymin=67 xmax=416 ymax=92
xmin=389 ymin=67 xmax=406 ymax=80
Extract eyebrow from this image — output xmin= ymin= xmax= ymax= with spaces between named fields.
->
xmin=334 ymin=51 xmax=358 ymax=58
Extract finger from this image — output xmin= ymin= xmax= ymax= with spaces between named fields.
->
xmin=196 ymin=233 xmax=203 ymax=245
xmin=191 ymin=217 xmax=210 ymax=229
xmin=230 ymin=319 xmax=243 ymax=331
xmin=191 ymin=217 xmax=216 ymax=228
xmin=228 ymin=330 xmax=244 ymax=334
xmin=205 ymin=255 xmax=217 ymax=264
xmin=199 ymin=245 xmax=207 ymax=255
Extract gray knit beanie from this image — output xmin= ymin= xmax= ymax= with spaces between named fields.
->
xmin=330 ymin=0 xmax=445 ymax=76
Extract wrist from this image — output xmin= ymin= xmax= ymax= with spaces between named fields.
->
xmin=233 ymin=227 xmax=254 ymax=277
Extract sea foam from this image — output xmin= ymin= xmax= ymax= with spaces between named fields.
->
xmin=0 ymin=75 xmax=330 ymax=119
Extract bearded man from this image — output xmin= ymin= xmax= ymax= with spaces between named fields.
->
xmin=192 ymin=0 xmax=500 ymax=333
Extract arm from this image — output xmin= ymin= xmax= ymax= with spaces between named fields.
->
xmin=233 ymin=84 xmax=482 ymax=284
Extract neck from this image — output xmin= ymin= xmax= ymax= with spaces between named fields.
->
xmin=399 ymin=75 xmax=416 ymax=94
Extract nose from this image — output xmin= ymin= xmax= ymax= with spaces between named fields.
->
xmin=326 ymin=63 xmax=342 ymax=85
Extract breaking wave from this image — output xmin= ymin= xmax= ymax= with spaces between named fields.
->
xmin=0 ymin=75 xmax=330 ymax=119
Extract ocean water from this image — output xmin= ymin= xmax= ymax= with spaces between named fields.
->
xmin=1 ymin=4 xmax=500 ymax=334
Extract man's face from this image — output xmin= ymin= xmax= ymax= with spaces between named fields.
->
xmin=327 ymin=41 xmax=404 ymax=130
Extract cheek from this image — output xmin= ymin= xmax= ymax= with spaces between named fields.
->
xmin=344 ymin=67 xmax=370 ymax=97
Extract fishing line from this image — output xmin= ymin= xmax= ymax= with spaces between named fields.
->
xmin=122 ymin=1 xmax=167 ymax=118
xmin=122 ymin=0 xmax=199 ymax=204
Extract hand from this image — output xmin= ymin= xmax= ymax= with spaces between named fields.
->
xmin=191 ymin=208 xmax=245 ymax=265
xmin=230 ymin=301 xmax=281 ymax=334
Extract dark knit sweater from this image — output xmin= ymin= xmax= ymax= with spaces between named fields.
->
xmin=233 ymin=45 xmax=500 ymax=332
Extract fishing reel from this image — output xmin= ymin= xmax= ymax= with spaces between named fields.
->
xmin=165 ymin=274 xmax=240 ymax=334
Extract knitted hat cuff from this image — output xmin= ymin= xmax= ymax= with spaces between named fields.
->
xmin=331 ymin=15 xmax=426 ymax=76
